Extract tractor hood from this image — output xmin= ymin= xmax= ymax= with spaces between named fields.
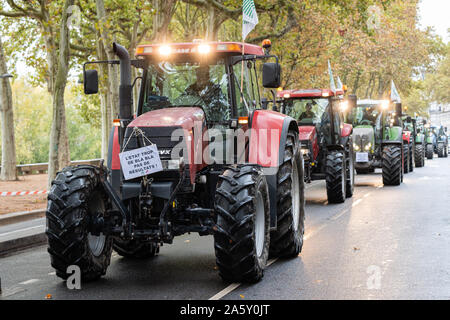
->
xmin=298 ymin=126 xmax=316 ymax=141
xmin=129 ymin=107 xmax=205 ymax=130
xmin=353 ymin=126 xmax=375 ymax=147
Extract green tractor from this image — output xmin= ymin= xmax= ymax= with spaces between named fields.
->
xmin=401 ymin=115 xmax=427 ymax=169
xmin=436 ymin=126 xmax=448 ymax=158
xmin=408 ymin=117 xmax=427 ymax=167
xmin=348 ymin=99 xmax=405 ymax=186
xmin=425 ymin=125 xmax=437 ymax=160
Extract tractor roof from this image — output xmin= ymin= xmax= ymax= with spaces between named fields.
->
xmin=136 ymin=41 xmax=264 ymax=58
xmin=277 ymin=88 xmax=345 ymax=99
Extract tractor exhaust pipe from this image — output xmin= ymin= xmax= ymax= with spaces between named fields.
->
xmin=113 ymin=42 xmax=132 ymax=120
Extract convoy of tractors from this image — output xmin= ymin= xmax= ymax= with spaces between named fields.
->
xmin=45 ymin=39 xmax=448 ymax=284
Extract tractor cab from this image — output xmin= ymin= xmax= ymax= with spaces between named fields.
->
xmin=277 ymin=88 xmax=356 ymax=203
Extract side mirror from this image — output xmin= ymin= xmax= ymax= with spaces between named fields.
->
xmin=262 ymin=62 xmax=281 ymax=88
xmin=84 ymin=69 xmax=98 ymax=94
xmin=406 ymin=116 xmax=412 ymax=122
xmin=422 ymin=119 xmax=427 ymax=125
xmin=261 ymin=98 xmax=268 ymax=110
xmin=395 ymin=103 xmax=402 ymax=117
xmin=445 ymin=127 xmax=448 ymax=132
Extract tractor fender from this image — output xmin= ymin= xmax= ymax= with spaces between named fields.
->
xmin=402 ymin=131 xmax=411 ymax=144
xmin=107 ymin=126 xmax=122 ymax=195
xmin=248 ymin=110 xmax=299 ymax=230
xmin=341 ymin=123 xmax=353 ymax=137
xmin=383 ymin=126 xmax=403 ymax=144
xmin=415 ymin=134 xmax=424 ymax=144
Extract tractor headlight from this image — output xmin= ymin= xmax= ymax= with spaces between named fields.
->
xmin=158 ymin=45 xmax=172 ymax=56
xmin=353 ymin=143 xmax=360 ymax=151
xmin=364 ymin=142 xmax=372 ymax=151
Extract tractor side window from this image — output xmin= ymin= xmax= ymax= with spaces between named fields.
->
xmin=232 ymin=61 xmax=260 ymax=117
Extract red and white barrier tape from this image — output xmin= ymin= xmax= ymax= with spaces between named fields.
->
xmin=0 ymin=190 xmax=48 ymax=196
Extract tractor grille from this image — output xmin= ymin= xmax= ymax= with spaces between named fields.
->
xmin=123 ymin=126 xmax=185 ymax=160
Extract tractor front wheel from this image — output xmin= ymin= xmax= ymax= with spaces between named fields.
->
xmin=382 ymin=145 xmax=402 ymax=186
xmin=426 ymin=144 xmax=434 ymax=159
xmin=325 ymin=150 xmax=346 ymax=203
xmin=414 ymin=144 xmax=425 ymax=167
xmin=214 ymin=165 xmax=270 ymax=283
xmin=437 ymin=143 xmax=444 ymax=158
xmin=403 ymin=144 xmax=410 ymax=174
xmin=270 ymin=132 xmax=305 ymax=258
xmin=46 ymin=166 xmax=112 ymax=281
xmin=345 ymin=141 xmax=355 ymax=198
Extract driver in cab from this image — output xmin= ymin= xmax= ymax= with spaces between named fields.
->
xmin=184 ymin=65 xmax=228 ymax=121
xmin=298 ymin=103 xmax=315 ymax=122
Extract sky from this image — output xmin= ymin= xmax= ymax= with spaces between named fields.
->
xmin=418 ymin=0 xmax=449 ymax=43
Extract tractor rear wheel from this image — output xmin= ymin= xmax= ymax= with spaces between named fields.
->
xmin=437 ymin=143 xmax=444 ymax=158
xmin=214 ymin=165 xmax=270 ymax=283
xmin=414 ymin=144 xmax=425 ymax=167
xmin=403 ymin=144 xmax=410 ymax=174
xmin=382 ymin=145 xmax=402 ymax=186
xmin=345 ymin=141 xmax=355 ymax=198
xmin=409 ymin=145 xmax=414 ymax=172
xmin=46 ymin=166 xmax=112 ymax=281
xmin=426 ymin=144 xmax=434 ymax=159
xmin=113 ymin=239 xmax=159 ymax=259
xmin=270 ymin=132 xmax=305 ymax=258
xmin=325 ymin=150 xmax=346 ymax=203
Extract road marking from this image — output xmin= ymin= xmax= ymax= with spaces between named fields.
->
xmin=48 ymin=272 xmax=56 ymax=276
xmin=209 ymin=283 xmax=241 ymax=300
xmin=19 ymin=279 xmax=40 ymax=285
xmin=0 ymin=225 xmax=44 ymax=237
xmin=208 ymin=223 xmax=331 ymax=301
xmin=364 ymin=193 xmax=371 ymax=198
xmin=352 ymin=199 xmax=362 ymax=207
xmin=329 ymin=209 xmax=349 ymax=221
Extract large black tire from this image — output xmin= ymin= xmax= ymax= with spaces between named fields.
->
xmin=325 ymin=150 xmax=346 ymax=203
xmin=382 ymin=145 xmax=402 ymax=186
xmin=409 ymin=144 xmax=414 ymax=172
xmin=345 ymin=140 xmax=355 ymax=198
xmin=426 ymin=144 xmax=433 ymax=159
xmin=46 ymin=166 xmax=112 ymax=281
xmin=445 ymin=144 xmax=448 ymax=158
xmin=414 ymin=144 xmax=425 ymax=167
xmin=437 ymin=143 xmax=444 ymax=158
xmin=113 ymin=239 xmax=159 ymax=259
xmin=214 ymin=165 xmax=270 ymax=283
xmin=403 ymin=144 xmax=410 ymax=174
xmin=269 ymin=132 xmax=305 ymax=258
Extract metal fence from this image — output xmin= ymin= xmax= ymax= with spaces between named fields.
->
xmin=12 ymin=159 xmax=103 ymax=175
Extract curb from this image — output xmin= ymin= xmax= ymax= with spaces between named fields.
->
xmin=0 ymin=209 xmax=46 ymax=227
xmin=0 ymin=232 xmax=47 ymax=257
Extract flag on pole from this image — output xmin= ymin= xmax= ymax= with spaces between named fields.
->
xmin=336 ymin=76 xmax=343 ymax=91
xmin=390 ymin=80 xmax=401 ymax=102
xmin=242 ymin=0 xmax=258 ymax=40
xmin=328 ymin=60 xmax=336 ymax=94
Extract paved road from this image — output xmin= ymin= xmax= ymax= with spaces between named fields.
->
xmin=1 ymin=157 xmax=449 ymax=300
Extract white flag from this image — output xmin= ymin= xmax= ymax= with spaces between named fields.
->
xmin=242 ymin=0 xmax=258 ymax=40
xmin=336 ymin=76 xmax=343 ymax=90
xmin=328 ymin=60 xmax=336 ymax=94
xmin=391 ymin=80 xmax=401 ymax=102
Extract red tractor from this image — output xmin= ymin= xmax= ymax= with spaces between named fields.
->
xmin=46 ymin=40 xmax=305 ymax=284
xmin=277 ymin=89 xmax=356 ymax=203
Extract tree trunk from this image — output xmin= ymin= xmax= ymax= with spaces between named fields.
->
xmin=0 ymin=36 xmax=17 ymax=181
xmin=47 ymin=0 xmax=74 ymax=187
xmin=96 ymin=0 xmax=120 ymax=119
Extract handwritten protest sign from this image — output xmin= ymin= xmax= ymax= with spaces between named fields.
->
xmin=119 ymin=145 xmax=163 ymax=180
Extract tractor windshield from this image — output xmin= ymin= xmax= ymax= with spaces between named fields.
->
xmin=283 ymin=98 xmax=329 ymax=125
xmin=141 ymin=60 xmax=230 ymax=121
xmin=350 ymin=105 xmax=381 ymax=127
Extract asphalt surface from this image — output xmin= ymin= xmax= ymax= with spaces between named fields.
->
xmin=0 ymin=157 xmax=449 ymax=300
